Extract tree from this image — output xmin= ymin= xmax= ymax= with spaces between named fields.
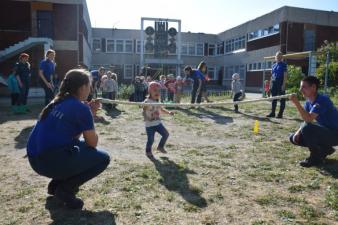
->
xmin=316 ymin=41 xmax=338 ymax=88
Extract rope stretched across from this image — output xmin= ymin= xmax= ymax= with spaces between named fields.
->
xmin=98 ymin=93 xmax=294 ymax=108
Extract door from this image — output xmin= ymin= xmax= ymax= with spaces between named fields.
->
xmin=37 ymin=11 xmax=53 ymax=38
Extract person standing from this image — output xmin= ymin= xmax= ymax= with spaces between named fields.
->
xmin=7 ymin=69 xmax=21 ymax=113
xmin=289 ymin=76 xmax=337 ymax=167
xmin=231 ymin=73 xmax=243 ymax=113
xmin=39 ymin=49 xmax=56 ymax=106
xmin=267 ymin=51 xmax=287 ymax=118
xmin=15 ymin=53 xmax=31 ymax=113
xmin=184 ymin=66 xmax=204 ymax=103
xmin=90 ymin=67 xmax=105 ymax=98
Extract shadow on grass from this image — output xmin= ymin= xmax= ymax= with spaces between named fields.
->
xmin=0 ymin=105 xmax=42 ymax=124
xmin=151 ymin=156 xmax=207 ymax=208
xmin=237 ymin=111 xmax=281 ymax=124
xmin=319 ymin=158 xmax=338 ymax=179
xmin=14 ymin=125 xmax=34 ymax=149
xmin=45 ymin=196 xmax=116 ymax=225
xmin=176 ymin=108 xmax=233 ymax=125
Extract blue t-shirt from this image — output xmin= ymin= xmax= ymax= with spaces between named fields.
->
xmin=191 ymin=70 xmax=205 ymax=82
xmin=27 ymin=97 xmax=94 ymax=157
xmin=39 ymin=59 xmax=55 ymax=82
xmin=14 ymin=62 xmax=30 ymax=83
xmin=91 ymin=70 xmax=99 ymax=82
xmin=271 ymin=61 xmax=287 ymax=83
xmin=304 ymin=94 xmax=338 ymax=130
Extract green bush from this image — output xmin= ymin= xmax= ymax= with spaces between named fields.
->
xmin=287 ymin=65 xmax=305 ymax=99
xmin=118 ymin=84 xmax=134 ymax=100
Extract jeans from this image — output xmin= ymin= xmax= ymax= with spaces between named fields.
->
xmin=289 ymin=122 xmax=338 ymax=160
xmin=167 ymin=92 xmax=174 ymax=102
xmin=160 ymin=89 xmax=167 ymax=102
xmin=19 ymin=81 xmax=29 ymax=105
xmin=191 ymin=83 xmax=202 ymax=104
xmin=28 ymin=141 xmax=110 ymax=191
xmin=233 ymin=92 xmax=242 ymax=111
xmin=270 ymin=80 xmax=285 ymax=115
xmin=42 ymin=82 xmax=55 ymax=106
xmin=11 ymin=93 xmax=20 ymax=106
xmin=135 ymin=91 xmax=144 ymax=102
xmin=146 ymin=123 xmax=169 ymax=153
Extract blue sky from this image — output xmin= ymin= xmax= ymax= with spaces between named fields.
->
xmin=87 ymin=0 xmax=338 ymax=34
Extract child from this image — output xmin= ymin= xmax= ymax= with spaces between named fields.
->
xmin=231 ymin=73 xmax=243 ymax=113
xmin=143 ymin=81 xmax=174 ymax=159
xmin=175 ymin=76 xmax=184 ymax=103
xmin=101 ymin=72 xmax=114 ymax=110
xmin=264 ymin=80 xmax=271 ymax=97
xmin=6 ymin=70 xmax=20 ymax=113
xmin=165 ymin=74 xmax=176 ymax=102
xmin=159 ymin=75 xmax=167 ymax=102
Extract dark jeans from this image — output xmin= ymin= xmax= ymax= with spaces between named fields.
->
xmin=289 ymin=122 xmax=338 ymax=160
xmin=11 ymin=93 xmax=20 ymax=106
xmin=135 ymin=91 xmax=144 ymax=102
xmin=42 ymin=82 xmax=54 ymax=106
xmin=233 ymin=92 xmax=242 ymax=111
xmin=102 ymin=92 xmax=116 ymax=110
xmin=191 ymin=83 xmax=202 ymax=104
xmin=146 ymin=123 xmax=169 ymax=153
xmin=28 ymin=141 xmax=110 ymax=191
xmin=19 ymin=82 xmax=29 ymax=105
xmin=167 ymin=92 xmax=174 ymax=102
xmin=270 ymin=80 xmax=285 ymax=115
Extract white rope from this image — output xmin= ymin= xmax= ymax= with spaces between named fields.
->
xmin=97 ymin=94 xmax=293 ymax=108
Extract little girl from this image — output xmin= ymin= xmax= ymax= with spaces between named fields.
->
xmin=143 ymin=81 xmax=174 ymax=159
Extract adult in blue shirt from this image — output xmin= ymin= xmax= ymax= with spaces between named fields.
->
xmin=184 ymin=65 xmax=204 ymax=103
xmin=90 ymin=67 xmax=105 ymax=99
xmin=39 ymin=49 xmax=56 ymax=106
xmin=289 ymin=76 xmax=338 ymax=167
xmin=27 ymin=69 xmax=110 ymax=209
xmin=267 ymin=51 xmax=288 ymax=118
xmin=14 ymin=53 xmax=31 ymax=113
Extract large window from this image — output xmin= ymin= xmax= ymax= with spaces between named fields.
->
xmin=217 ymin=42 xmax=224 ymax=55
xmin=106 ymin=40 xmax=115 ymax=52
xmin=125 ymin=40 xmax=133 ymax=53
xmin=116 ymin=40 xmax=124 ymax=52
xmin=248 ymin=24 xmax=280 ymax=41
xmin=225 ymin=36 xmax=245 ymax=53
xmin=181 ymin=44 xmax=188 ymax=55
xmin=196 ymin=43 xmax=204 ymax=56
xmin=124 ymin=64 xmax=133 ymax=79
xmin=92 ymin=39 xmax=101 ymax=52
xmin=224 ymin=65 xmax=245 ymax=80
xmin=207 ymin=66 xmax=216 ymax=80
xmin=208 ymin=44 xmax=215 ymax=56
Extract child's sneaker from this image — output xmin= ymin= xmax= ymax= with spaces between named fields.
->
xmin=157 ymin=147 xmax=167 ymax=154
xmin=146 ymin=152 xmax=155 ymax=159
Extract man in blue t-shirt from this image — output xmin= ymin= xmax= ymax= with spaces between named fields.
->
xmin=184 ymin=65 xmax=204 ymax=103
xmin=39 ymin=49 xmax=56 ymax=105
xmin=90 ymin=67 xmax=105 ymax=98
xmin=289 ymin=76 xmax=338 ymax=167
xmin=267 ymin=51 xmax=288 ymax=118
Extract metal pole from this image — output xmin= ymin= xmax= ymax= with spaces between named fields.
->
xmin=324 ymin=50 xmax=329 ymax=94
xmin=262 ymin=60 xmax=266 ymax=97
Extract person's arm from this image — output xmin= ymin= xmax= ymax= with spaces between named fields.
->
xmin=289 ymin=94 xmax=318 ymax=122
xmin=83 ymin=129 xmax=98 ymax=148
xmin=197 ymin=79 xmax=202 ymax=93
xmin=39 ymin=69 xmax=53 ymax=89
xmin=15 ymin=74 xmax=23 ymax=88
xmin=161 ymin=107 xmax=174 ymax=115
xmin=282 ymin=71 xmax=287 ymax=91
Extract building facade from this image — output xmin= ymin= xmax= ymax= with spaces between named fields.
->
xmin=0 ymin=0 xmax=92 ymax=95
xmin=91 ymin=6 xmax=338 ymax=91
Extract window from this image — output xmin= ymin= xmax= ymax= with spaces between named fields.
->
xmin=217 ymin=42 xmax=224 ymax=55
xmin=92 ymin=39 xmax=101 ymax=52
xmin=181 ymin=44 xmax=188 ymax=55
xmin=208 ymin=66 xmax=216 ymax=80
xmin=124 ymin=64 xmax=133 ymax=79
xmin=257 ymin=62 xmax=262 ymax=70
xmin=268 ymin=61 xmax=272 ymax=69
xmin=196 ymin=43 xmax=204 ymax=56
xmin=253 ymin=63 xmax=257 ymax=70
xmin=116 ymin=40 xmax=124 ymax=52
xmin=208 ymin=44 xmax=215 ymax=56
xmin=106 ymin=40 xmax=115 ymax=52
xmin=225 ymin=36 xmax=245 ymax=53
xmin=248 ymin=23 xmax=280 ymax=41
xmin=188 ymin=43 xmax=195 ymax=55
xmin=125 ymin=40 xmax=133 ymax=53
xmin=136 ymin=40 xmax=141 ymax=53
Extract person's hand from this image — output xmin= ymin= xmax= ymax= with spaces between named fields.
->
xmin=46 ymin=82 xmax=53 ymax=90
xmin=18 ymin=81 xmax=23 ymax=88
xmin=289 ymin=94 xmax=298 ymax=104
xmin=89 ymin=99 xmax=101 ymax=112
xmin=293 ymin=130 xmax=301 ymax=145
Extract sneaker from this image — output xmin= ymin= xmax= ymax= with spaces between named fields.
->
xmin=266 ymin=113 xmax=275 ymax=118
xmin=146 ymin=152 xmax=155 ymax=160
xmin=276 ymin=114 xmax=283 ymax=119
xmin=299 ymin=157 xmax=323 ymax=167
xmin=55 ymin=187 xmax=84 ymax=209
xmin=157 ymin=147 xmax=167 ymax=153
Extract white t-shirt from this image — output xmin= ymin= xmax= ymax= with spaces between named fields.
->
xmin=143 ymin=98 xmax=162 ymax=127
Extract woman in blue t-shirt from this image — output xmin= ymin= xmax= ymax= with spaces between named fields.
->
xmin=289 ymin=76 xmax=338 ymax=167
xmin=27 ymin=69 xmax=110 ymax=209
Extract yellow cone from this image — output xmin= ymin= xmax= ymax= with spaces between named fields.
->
xmin=253 ymin=120 xmax=259 ymax=134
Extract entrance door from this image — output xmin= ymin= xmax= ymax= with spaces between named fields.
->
xmin=37 ymin=10 xmax=53 ymax=38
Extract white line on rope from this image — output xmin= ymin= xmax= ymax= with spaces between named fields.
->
xmin=97 ymin=94 xmax=294 ymax=108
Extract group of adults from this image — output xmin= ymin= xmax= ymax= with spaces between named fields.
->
xmin=14 ymin=49 xmax=56 ymax=112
